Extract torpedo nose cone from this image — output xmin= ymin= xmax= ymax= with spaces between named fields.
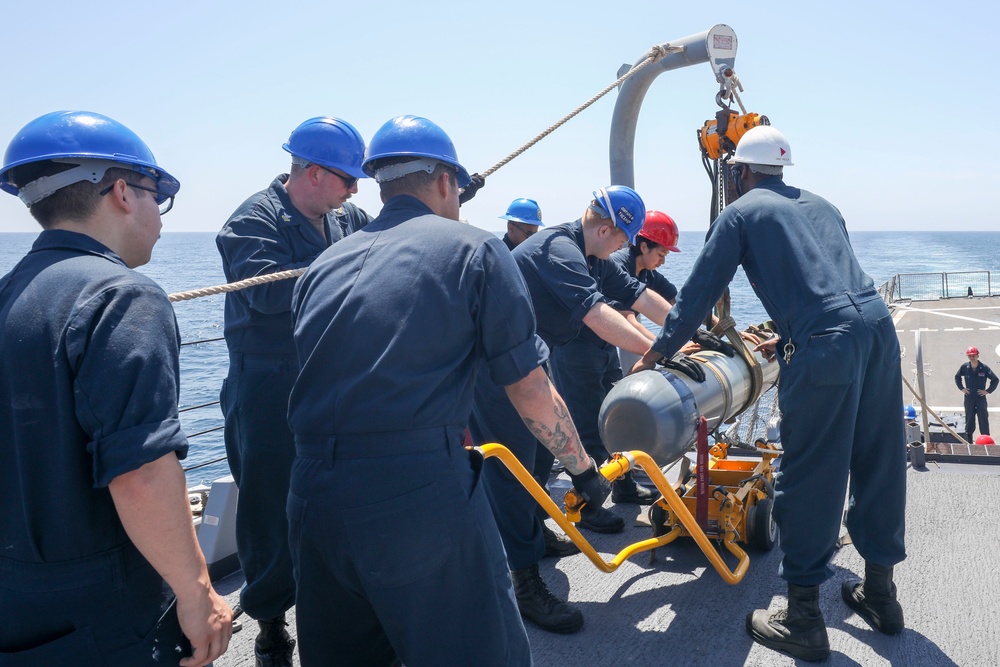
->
xmin=599 ymin=369 xmax=698 ymax=466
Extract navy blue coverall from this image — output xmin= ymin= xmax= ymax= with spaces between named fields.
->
xmin=515 ymin=222 xmax=645 ymax=466
xmin=650 ymin=178 xmax=907 ymax=585
xmin=609 ymin=246 xmax=678 ymax=305
xmin=0 ymin=231 xmax=191 ymax=664
xmin=287 ymin=196 xmax=538 ymax=666
xmin=550 ymin=247 xmax=678 ymax=464
xmin=468 ymin=232 xmax=551 ymax=571
xmin=954 ymin=361 xmax=998 ymax=439
xmin=216 ymin=174 xmax=370 ymax=621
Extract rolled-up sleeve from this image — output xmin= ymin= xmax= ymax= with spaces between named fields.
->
xmin=474 ymin=239 xmax=549 ymax=387
xmin=67 ymin=284 xmax=189 ymax=488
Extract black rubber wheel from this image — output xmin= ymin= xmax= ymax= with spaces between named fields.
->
xmin=747 ymin=498 xmax=777 ymax=551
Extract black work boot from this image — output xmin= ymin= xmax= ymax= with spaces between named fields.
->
xmin=611 ymin=471 xmax=657 ymax=505
xmin=577 ymin=504 xmax=625 ymax=533
xmin=842 ymin=562 xmax=904 ymax=634
xmin=511 ymin=564 xmax=584 ymax=634
xmin=254 ymin=614 xmax=296 ymax=667
xmin=541 ymin=524 xmax=580 ymax=558
xmin=746 ymin=584 xmax=830 ymax=662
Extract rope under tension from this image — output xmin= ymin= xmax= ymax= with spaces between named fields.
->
xmin=168 ymin=43 xmax=679 ymax=304
xmin=479 ymin=43 xmax=678 ymax=180
xmin=168 ymin=268 xmax=305 ymax=303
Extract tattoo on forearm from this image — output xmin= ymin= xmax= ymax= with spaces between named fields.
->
xmin=523 ymin=406 xmax=583 ymax=473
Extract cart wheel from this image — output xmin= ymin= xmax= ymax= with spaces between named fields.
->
xmin=747 ymin=498 xmax=777 ymax=551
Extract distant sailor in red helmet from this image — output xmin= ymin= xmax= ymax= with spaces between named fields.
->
xmin=955 ymin=345 xmax=998 ymax=444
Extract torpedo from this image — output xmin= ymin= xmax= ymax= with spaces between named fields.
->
xmin=599 ymin=343 xmax=780 ymax=465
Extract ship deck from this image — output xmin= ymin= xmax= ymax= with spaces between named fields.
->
xmin=213 ymin=460 xmax=1000 ymax=667
xmin=892 ymin=294 xmax=1000 ymax=461
xmin=210 ymin=294 xmax=1000 ymax=666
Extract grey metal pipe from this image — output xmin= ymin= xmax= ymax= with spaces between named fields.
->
xmin=609 ymin=24 xmax=738 ymax=186
xmin=599 ymin=347 xmax=778 ymax=466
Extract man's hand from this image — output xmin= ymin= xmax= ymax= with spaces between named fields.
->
xmin=458 ymin=173 xmax=485 ymax=205
xmin=660 ymin=354 xmax=706 ymax=382
xmin=568 ymin=458 xmax=611 ymax=510
xmin=178 ymin=586 xmax=233 ymax=667
xmin=690 ymin=329 xmax=735 ymax=357
xmin=979 ymin=389 xmax=988 ymax=397
xmin=629 ymin=348 xmax=662 ymax=375
xmin=754 ymin=337 xmax=781 ymax=362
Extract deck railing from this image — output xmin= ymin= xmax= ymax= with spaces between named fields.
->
xmin=176 ymin=335 xmax=228 ymax=479
xmin=878 ymin=271 xmax=996 ymax=304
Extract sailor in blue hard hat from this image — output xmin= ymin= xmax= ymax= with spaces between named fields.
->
xmin=287 ymin=114 xmax=605 ymax=664
xmin=471 ymin=194 xmax=590 ymax=634
xmin=499 ymin=197 xmax=544 ymax=249
xmin=216 ymin=115 xmax=373 ymax=666
xmin=508 ymin=185 xmax=674 ymax=534
xmin=0 ymin=111 xmax=232 ymax=663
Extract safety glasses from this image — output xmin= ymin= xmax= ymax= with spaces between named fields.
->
xmin=100 ymin=180 xmax=174 ymax=215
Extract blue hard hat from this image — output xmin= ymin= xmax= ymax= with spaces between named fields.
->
xmin=362 ymin=115 xmax=471 ymax=188
xmin=1 ymin=110 xmax=179 ymax=206
xmin=499 ymin=198 xmax=544 ymax=226
xmin=903 ymin=405 xmax=917 ymax=420
xmin=592 ymin=185 xmax=645 ymax=244
xmin=282 ymin=117 xmax=368 ymax=179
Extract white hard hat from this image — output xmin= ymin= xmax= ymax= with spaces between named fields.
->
xmin=731 ymin=126 xmax=793 ymax=167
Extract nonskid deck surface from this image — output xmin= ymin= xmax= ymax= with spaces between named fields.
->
xmin=213 ymin=462 xmax=1000 ymax=666
xmin=893 ymin=295 xmax=1000 ymax=460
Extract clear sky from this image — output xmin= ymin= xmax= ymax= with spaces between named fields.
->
xmin=1 ymin=1 xmax=996 ymax=234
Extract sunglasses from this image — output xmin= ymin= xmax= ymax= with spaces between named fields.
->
xmin=317 ymin=165 xmax=359 ymax=189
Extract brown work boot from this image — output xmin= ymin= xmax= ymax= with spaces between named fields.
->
xmin=541 ymin=524 xmax=580 ymax=558
xmin=511 ymin=564 xmax=584 ymax=634
xmin=842 ymin=562 xmax=904 ymax=634
xmin=746 ymin=584 xmax=830 ymax=662
xmin=254 ymin=614 xmax=296 ymax=667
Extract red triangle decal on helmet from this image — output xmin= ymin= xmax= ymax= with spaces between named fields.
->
xmin=779 ymin=148 xmax=786 ymax=156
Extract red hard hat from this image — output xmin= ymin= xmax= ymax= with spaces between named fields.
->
xmin=967 ymin=346 xmax=979 ymax=355
xmin=975 ymin=435 xmax=995 ymax=445
xmin=638 ymin=210 xmax=680 ymax=252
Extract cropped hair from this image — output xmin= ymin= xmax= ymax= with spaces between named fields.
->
xmin=9 ymin=161 xmax=141 ymax=228
xmin=376 ymin=158 xmax=457 ymax=200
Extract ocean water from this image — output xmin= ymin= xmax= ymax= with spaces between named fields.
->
xmin=3 ymin=229 xmax=1000 ymax=486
